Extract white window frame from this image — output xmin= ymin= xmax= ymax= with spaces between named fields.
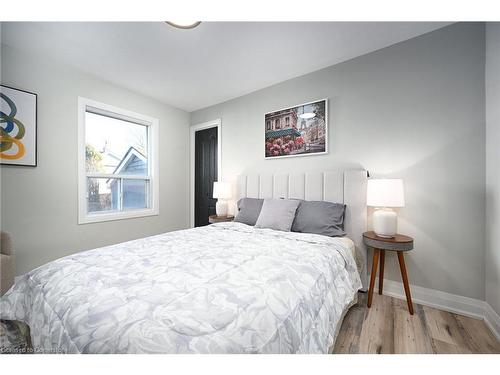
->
xmin=77 ymin=97 xmax=159 ymax=224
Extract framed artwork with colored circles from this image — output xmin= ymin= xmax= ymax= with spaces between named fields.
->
xmin=0 ymin=85 xmax=37 ymax=166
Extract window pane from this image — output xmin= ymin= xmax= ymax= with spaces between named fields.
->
xmin=87 ymin=177 xmax=120 ymax=213
xmin=85 ymin=112 xmax=148 ymax=175
xmin=123 ymin=179 xmax=148 ymax=209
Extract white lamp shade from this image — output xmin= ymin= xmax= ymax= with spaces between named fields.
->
xmin=367 ymin=179 xmax=405 ymax=208
xmin=213 ymin=181 xmax=231 ymax=199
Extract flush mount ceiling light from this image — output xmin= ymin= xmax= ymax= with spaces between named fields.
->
xmin=299 ymin=105 xmax=316 ymax=119
xmin=165 ymin=21 xmax=201 ymax=29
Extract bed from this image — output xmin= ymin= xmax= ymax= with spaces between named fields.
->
xmin=0 ymin=170 xmax=367 ymax=354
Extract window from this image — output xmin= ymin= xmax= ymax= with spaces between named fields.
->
xmin=275 ymin=118 xmax=280 ymax=129
xmin=78 ymin=98 xmax=159 ymax=224
xmin=285 ymin=116 xmax=290 ymax=126
xmin=266 ymin=121 xmax=271 ymax=131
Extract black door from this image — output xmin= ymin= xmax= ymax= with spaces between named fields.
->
xmin=195 ymin=127 xmax=218 ymax=227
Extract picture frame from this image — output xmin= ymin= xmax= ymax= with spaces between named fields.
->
xmin=265 ymin=98 xmax=328 ymax=159
xmin=0 ymin=84 xmax=38 ymax=167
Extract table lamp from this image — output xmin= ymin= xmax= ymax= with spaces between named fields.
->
xmin=367 ymin=179 xmax=405 ymax=238
xmin=213 ymin=181 xmax=231 ymax=217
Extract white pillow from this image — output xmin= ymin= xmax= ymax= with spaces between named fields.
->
xmin=254 ymin=199 xmax=300 ymax=232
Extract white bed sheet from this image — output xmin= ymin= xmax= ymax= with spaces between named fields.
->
xmin=0 ymin=222 xmax=361 ymax=353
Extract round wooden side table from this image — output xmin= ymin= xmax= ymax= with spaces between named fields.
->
xmin=208 ymin=215 xmax=234 ymax=224
xmin=363 ymin=231 xmax=414 ymax=315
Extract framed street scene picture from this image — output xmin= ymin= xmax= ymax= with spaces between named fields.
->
xmin=265 ymin=98 xmax=327 ymax=159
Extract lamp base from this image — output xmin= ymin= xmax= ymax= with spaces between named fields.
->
xmin=373 ymin=208 xmax=397 ymax=238
xmin=216 ymin=200 xmax=228 ymax=217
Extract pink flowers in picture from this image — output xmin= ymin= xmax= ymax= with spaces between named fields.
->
xmin=266 ymin=136 xmax=304 ymax=157
xmin=264 ymin=99 xmax=327 ymax=158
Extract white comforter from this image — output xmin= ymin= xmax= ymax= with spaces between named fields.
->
xmin=0 ymin=222 xmax=361 ymax=353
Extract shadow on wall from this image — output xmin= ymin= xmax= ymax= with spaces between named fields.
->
xmin=369 ymin=128 xmax=485 ymax=298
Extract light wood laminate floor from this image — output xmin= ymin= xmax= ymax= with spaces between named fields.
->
xmin=333 ymin=292 xmax=500 ymax=354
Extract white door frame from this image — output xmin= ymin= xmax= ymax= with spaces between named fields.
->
xmin=190 ymin=119 xmax=222 ymax=228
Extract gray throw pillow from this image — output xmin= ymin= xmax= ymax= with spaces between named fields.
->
xmin=255 ymin=199 xmax=300 ymax=232
xmin=291 ymin=200 xmax=346 ymax=237
xmin=234 ymin=198 xmax=264 ymax=226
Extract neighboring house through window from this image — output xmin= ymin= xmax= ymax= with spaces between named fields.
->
xmin=108 ymin=147 xmax=148 ymax=210
xmin=78 ymin=97 xmax=159 ymax=224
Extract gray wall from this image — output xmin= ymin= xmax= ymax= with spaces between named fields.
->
xmin=486 ymin=23 xmax=500 ymax=315
xmin=1 ymin=43 xmax=191 ymax=275
xmin=191 ymin=23 xmax=486 ymax=300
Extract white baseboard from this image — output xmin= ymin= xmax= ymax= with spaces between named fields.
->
xmin=372 ymin=277 xmax=484 ymax=319
xmin=370 ymin=276 xmax=500 ymax=340
xmin=484 ymin=302 xmax=500 ymax=341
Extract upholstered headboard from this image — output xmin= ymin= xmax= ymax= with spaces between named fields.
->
xmin=236 ymin=170 xmax=368 ymax=290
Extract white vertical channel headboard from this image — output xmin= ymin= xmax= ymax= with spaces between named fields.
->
xmin=236 ymin=170 xmax=368 ymax=289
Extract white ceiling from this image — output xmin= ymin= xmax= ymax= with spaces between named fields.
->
xmin=1 ymin=22 xmax=451 ymax=112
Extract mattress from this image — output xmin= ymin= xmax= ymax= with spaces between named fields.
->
xmin=0 ymin=222 xmax=361 ymax=353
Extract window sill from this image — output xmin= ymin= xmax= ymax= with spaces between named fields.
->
xmin=78 ymin=208 xmax=159 ymax=224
